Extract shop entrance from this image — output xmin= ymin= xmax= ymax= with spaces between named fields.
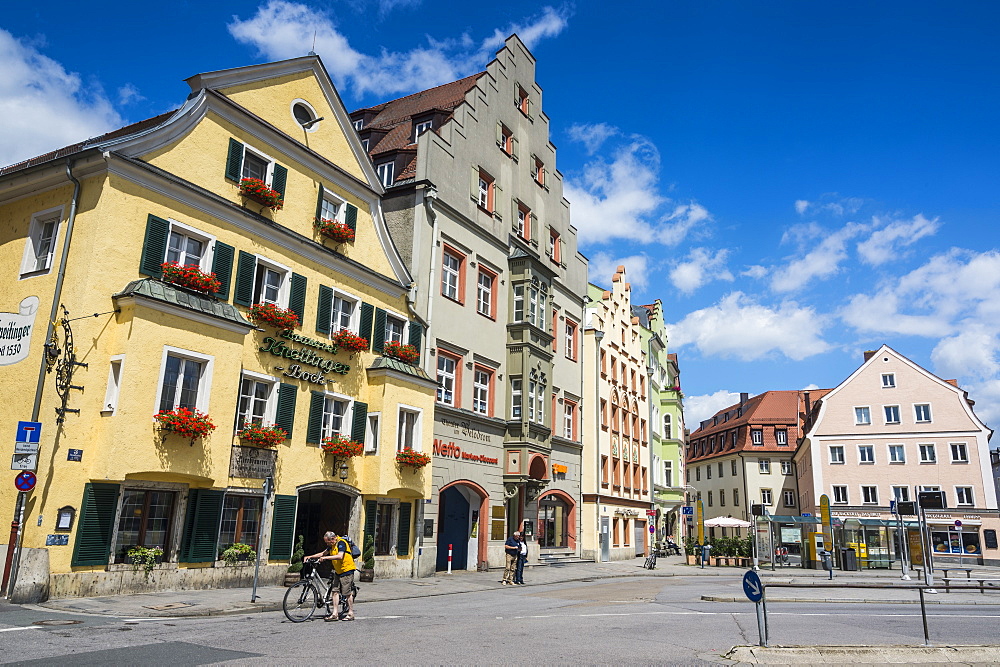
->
xmin=538 ymin=496 xmax=568 ymax=548
xmin=295 ymin=488 xmax=352 ymax=557
xmin=436 ymin=482 xmax=488 ymax=571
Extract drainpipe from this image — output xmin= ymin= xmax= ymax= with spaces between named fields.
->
xmin=645 ymin=336 xmax=656 ymax=544
xmin=592 ymin=329 xmax=605 ymax=560
xmin=5 ymin=158 xmax=82 ymax=599
xmin=421 ymin=187 xmax=439 ymax=372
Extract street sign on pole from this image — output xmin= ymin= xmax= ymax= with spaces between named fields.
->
xmin=14 ymin=471 xmax=36 ymax=492
xmin=15 ymin=421 xmax=42 ymax=444
xmin=11 ymin=454 xmax=38 ymax=472
xmin=681 ymin=506 xmax=694 ymax=516
xmin=743 ymin=570 xmax=763 ymax=602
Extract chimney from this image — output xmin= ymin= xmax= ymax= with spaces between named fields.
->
xmin=863 ymin=350 xmax=878 ymax=362
xmin=740 ymin=392 xmax=749 ymax=405
xmin=804 ymin=391 xmax=811 ymax=415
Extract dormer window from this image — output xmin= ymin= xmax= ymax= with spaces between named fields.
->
xmin=353 ymin=119 xmax=364 ymax=131
xmin=414 ymin=119 xmax=433 ymax=139
xmin=376 ymin=162 xmax=394 ymax=188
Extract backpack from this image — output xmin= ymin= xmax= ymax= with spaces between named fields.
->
xmin=342 ymin=537 xmax=362 ymax=559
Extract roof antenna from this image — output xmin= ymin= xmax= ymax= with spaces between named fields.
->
xmin=308 ymin=30 xmax=317 ymax=56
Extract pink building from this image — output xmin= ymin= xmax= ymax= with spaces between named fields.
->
xmin=797 ymin=345 xmax=999 ymax=566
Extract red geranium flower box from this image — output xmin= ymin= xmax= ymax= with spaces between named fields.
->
xmin=248 ymin=303 xmax=300 ymax=330
xmin=239 ymin=178 xmax=283 ymax=211
xmin=160 ymin=262 xmax=222 ymax=294
xmin=237 ymin=423 xmax=287 ymax=448
xmin=155 ymin=408 xmax=216 ymax=441
xmin=383 ymin=341 xmax=419 ymax=364
xmin=396 ymin=449 xmax=431 ymax=469
xmin=332 ymin=328 xmax=368 ymax=353
xmin=315 ymin=218 xmax=355 ymax=243
xmin=321 ymin=435 xmax=364 ymax=457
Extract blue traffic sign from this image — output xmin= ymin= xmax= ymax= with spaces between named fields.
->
xmin=743 ymin=570 xmax=763 ymax=602
xmin=889 ymin=500 xmax=897 ymax=513
xmin=14 ymin=471 xmax=36 ymax=492
xmin=681 ymin=506 xmax=694 ymax=516
xmin=16 ymin=421 xmax=42 ymax=444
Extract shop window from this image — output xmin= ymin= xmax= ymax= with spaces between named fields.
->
xmin=113 ymin=489 xmax=177 ymax=563
xmin=219 ymin=495 xmax=263 ymax=552
xmin=373 ymin=500 xmax=398 ymax=556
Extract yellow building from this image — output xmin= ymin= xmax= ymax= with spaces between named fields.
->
xmin=0 ymin=57 xmax=436 ymax=602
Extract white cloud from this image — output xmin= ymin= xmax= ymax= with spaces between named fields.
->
xmin=742 ymin=265 xmax=768 ymax=279
xmin=931 ymin=326 xmax=1000 ymax=379
xmin=667 ymin=292 xmax=829 ymax=361
xmin=684 ymin=390 xmax=741 ymax=429
xmin=802 ymin=383 xmax=820 ymax=390
xmin=794 ymin=195 xmax=864 ymax=217
xmin=962 ymin=378 xmax=1000 ymax=428
xmin=794 ymin=200 xmax=810 ymax=215
xmin=0 ymin=29 xmax=122 ymax=168
xmin=117 ymin=83 xmax=145 ymax=106
xmin=770 ymin=222 xmax=866 ymax=293
xmin=669 ymin=247 xmax=733 ymax=295
xmin=565 ymin=134 xmax=712 ymax=246
xmin=566 ymin=123 xmax=618 ymax=155
xmin=228 ymin=1 xmax=569 ymax=98
xmin=856 ymin=214 xmax=940 ymax=266
xmin=588 ymin=252 xmax=650 ymax=290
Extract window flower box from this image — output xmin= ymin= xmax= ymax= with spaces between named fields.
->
xmin=160 ymin=262 xmax=221 ymax=294
xmin=332 ymin=328 xmax=368 ymax=353
xmin=237 ymin=423 xmax=287 ymax=448
xmin=321 ymin=435 xmax=364 ymax=458
xmin=247 ymin=302 xmax=300 ymax=330
xmin=383 ymin=341 xmax=419 ymax=364
xmin=396 ymin=449 xmax=431 ymax=469
xmin=155 ymin=408 xmax=216 ymax=441
xmin=315 ymin=218 xmax=355 ymax=243
xmin=239 ymin=178 xmax=283 ymax=211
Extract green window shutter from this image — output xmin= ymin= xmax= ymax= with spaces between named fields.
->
xmin=372 ymin=308 xmax=387 ymax=353
xmin=180 ymin=489 xmax=225 ymax=563
xmin=345 ymin=203 xmax=358 ymax=232
xmin=139 ymin=214 xmax=170 ymax=278
xmin=271 ymin=163 xmax=288 ymax=199
xmin=396 ymin=502 xmax=412 ymax=557
xmin=358 ymin=302 xmax=374 ymax=349
xmin=275 ymin=383 xmax=297 ymax=440
xmin=289 ymin=273 xmax=307 ymax=327
xmin=364 ymin=500 xmax=378 ymax=544
xmin=351 ymin=402 xmax=368 ymax=443
xmin=269 ymin=495 xmax=298 ymax=561
xmin=408 ymin=321 xmax=423 ymax=353
xmin=211 ymin=241 xmax=235 ymax=301
xmin=531 ymin=213 xmax=539 ymax=243
xmin=233 ymin=251 xmax=257 ymax=307
xmin=316 ymin=285 xmax=333 ymax=335
xmin=315 ymin=184 xmax=325 ymax=221
xmin=306 ymin=390 xmax=325 ymax=444
xmin=226 ymin=138 xmax=244 ymax=182
xmin=71 ymin=483 xmax=120 ymax=567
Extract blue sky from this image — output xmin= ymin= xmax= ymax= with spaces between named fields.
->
xmin=3 ymin=2 xmax=1000 ymax=429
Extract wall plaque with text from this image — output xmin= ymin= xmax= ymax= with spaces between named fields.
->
xmin=229 ymin=445 xmax=277 ymax=479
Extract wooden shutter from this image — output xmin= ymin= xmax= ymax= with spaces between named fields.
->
xmin=530 ymin=213 xmax=539 ymax=243
xmin=269 ymin=495 xmax=298 ymax=561
xmin=364 ymin=500 xmax=378 ymax=544
xmin=316 ymin=285 xmax=333 ymax=335
xmin=71 ymin=483 xmax=119 ymax=567
xmin=225 ymin=139 xmax=244 ymax=181
xmin=180 ymin=488 xmax=224 ymax=563
xmin=351 ymin=402 xmax=368 ymax=443
xmin=407 ymin=321 xmax=423 ymax=353
xmin=345 ymin=203 xmax=358 ymax=232
xmin=271 ymin=164 xmax=288 ymax=199
xmin=306 ymin=390 xmax=325 ymax=444
xmin=470 ymin=165 xmax=479 ymax=202
xmin=396 ymin=502 xmax=412 ymax=557
xmin=275 ymin=383 xmax=297 ymax=439
xmin=511 ymin=137 xmax=518 ymax=160
xmin=289 ymin=273 xmax=307 ymax=326
xmin=496 ymin=122 xmax=503 ymax=146
xmin=372 ymin=308 xmax=387 ymax=353
xmin=493 ymin=180 xmax=503 ymax=219
xmin=315 ymin=184 xmax=326 ymax=220
xmin=358 ymin=302 xmax=374 ymax=349
xmin=139 ymin=215 xmax=170 ymax=278
xmin=211 ymin=241 xmax=235 ymax=301
xmin=512 ymin=200 xmax=520 ymax=231
xmin=233 ymin=251 xmax=256 ymax=307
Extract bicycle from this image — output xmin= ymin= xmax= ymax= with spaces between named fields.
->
xmin=643 ymin=550 xmax=657 ymax=570
xmin=282 ymin=558 xmax=360 ymax=622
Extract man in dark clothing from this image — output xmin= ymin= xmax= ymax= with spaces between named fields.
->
xmin=514 ymin=532 xmax=528 ymax=585
xmin=502 ymin=532 xmax=520 ymax=585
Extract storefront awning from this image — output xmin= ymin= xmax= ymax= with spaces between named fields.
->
xmin=765 ymin=514 xmax=820 ymax=524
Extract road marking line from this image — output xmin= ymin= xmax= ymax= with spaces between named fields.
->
xmin=511 ymin=610 xmax=1000 ymax=620
xmin=0 ymin=627 xmax=42 ymax=633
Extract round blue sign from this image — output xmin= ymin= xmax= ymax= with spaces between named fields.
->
xmin=14 ymin=471 xmax=36 ymax=492
xmin=742 ymin=570 xmax=763 ymax=602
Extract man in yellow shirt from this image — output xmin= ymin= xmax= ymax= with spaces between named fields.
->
xmin=306 ymin=531 xmax=356 ymax=621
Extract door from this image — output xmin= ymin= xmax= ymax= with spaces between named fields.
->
xmin=437 ymin=486 xmax=470 ymax=571
xmin=634 ymin=520 xmax=645 ymax=557
xmin=600 ymin=516 xmax=610 ymax=562
xmin=294 ymin=488 xmax=351 ymax=575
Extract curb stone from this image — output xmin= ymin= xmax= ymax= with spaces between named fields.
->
xmin=701 ymin=595 xmax=1000 ymax=605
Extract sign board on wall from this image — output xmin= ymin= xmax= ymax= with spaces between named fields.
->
xmin=0 ymin=296 xmax=40 ymax=366
xmin=229 ymin=445 xmax=277 ymax=479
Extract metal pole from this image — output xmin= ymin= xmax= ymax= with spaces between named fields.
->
xmin=761 ymin=587 xmax=770 ymax=646
xmin=751 ymin=514 xmax=760 ymax=571
xmin=918 ymin=587 xmax=930 ymax=646
xmin=920 ymin=504 xmax=935 ymax=592
xmin=448 ymin=543 xmax=453 ymax=574
xmin=251 ymin=476 xmax=272 ymax=603
xmin=755 ymin=601 xmax=766 ymax=647
xmin=1 ymin=493 xmax=25 ymax=597
xmin=898 ymin=508 xmax=910 ymax=580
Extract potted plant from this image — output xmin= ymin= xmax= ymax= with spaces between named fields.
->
xmin=332 ymin=328 xmax=368 ymax=353
xmin=383 ymin=341 xmax=420 ymax=364
xmin=321 ymin=435 xmax=364 ymax=458
xmin=684 ymin=537 xmax=699 ymax=565
xmin=285 ymin=535 xmax=305 ymax=586
xmin=237 ymin=422 xmax=287 ymax=448
xmin=127 ymin=545 xmax=163 ymax=580
xmin=239 ymin=178 xmax=283 ymax=210
xmin=160 ymin=262 xmax=222 ymax=294
xmin=359 ymin=534 xmax=375 ymax=582
xmin=396 ymin=449 xmax=431 ymax=469
xmin=221 ymin=542 xmax=256 ymax=566
xmin=315 ymin=218 xmax=355 ymax=243
xmin=154 ymin=407 xmax=216 ymax=444
xmin=247 ymin=302 xmax=300 ymax=330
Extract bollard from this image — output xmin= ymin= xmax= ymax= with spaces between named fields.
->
xmin=447 ymin=543 xmax=453 ymax=574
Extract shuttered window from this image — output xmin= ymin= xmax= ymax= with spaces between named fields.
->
xmin=275 ymin=383 xmax=297 ymax=439
xmin=358 ymin=302 xmax=374 ymax=349
xmin=211 ymin=242 xmax=235 ymax=301
xmin=180 ymin=489 xmax=225 ymax=563
xmin=364 ymin=499 xmax=378 ymax=545
xmin=306 ymin=391 xmax=326 ymax=444
xmin=225 ymin=138 xmax=287 ymax=200
xmin=71 ymin=483 xmax=120 ymax=567
xmin=396 ymin=502 xmax=412 ymax=557
xmin=268 ymin=495 xmax=298 ymax=561
xmin=351 ymin=402 xmax=368 ymax=443
xmin=139 ymin=215 xmax=170 ymax=279
xmin=288 ymin=273 xmax=307 ymax=325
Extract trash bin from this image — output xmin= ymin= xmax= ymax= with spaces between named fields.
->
xmin=840 ymin=547 xmax=858 ymax=571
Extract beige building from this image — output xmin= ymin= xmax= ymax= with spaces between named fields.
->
xmin=582 ymin=267 xmax=652 ymax=561
xmin=797 ymin=345 xmax=999 ymax=566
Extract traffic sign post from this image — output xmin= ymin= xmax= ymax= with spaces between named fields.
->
xmin=743 ymin=570 xmax=767 ymax=647
xmin=14 ymin=472 xmax=36 ymax=492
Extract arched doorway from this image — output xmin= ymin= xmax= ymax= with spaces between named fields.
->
xmin=295 ymin=486 xmax=354 ymax=558
xmin=436 ymin=481 xmax=488 ymax=571
xmin=536 ymin=490 xmax=576 ymax=550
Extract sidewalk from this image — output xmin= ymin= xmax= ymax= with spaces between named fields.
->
xmin=32 ymin=557 xmax=1000 ymax=618
xmin=724 ymin=644 xmax=1000 ymax=664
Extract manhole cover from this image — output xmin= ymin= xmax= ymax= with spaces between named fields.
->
xmin=142 ymin=602 xmax=193 ymax=611
xmin=33 ymin=619 xmax=82 ymax=626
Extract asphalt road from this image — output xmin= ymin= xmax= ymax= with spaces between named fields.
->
xmin=2 ymin=577 xmax=998 ymax=665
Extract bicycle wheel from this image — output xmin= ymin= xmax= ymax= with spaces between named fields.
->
xmin=283 ymin=580 xmax=319 ymax=622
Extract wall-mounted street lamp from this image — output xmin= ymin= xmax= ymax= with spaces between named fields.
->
xmin=339 ymin=461 xmax=349 ymax=482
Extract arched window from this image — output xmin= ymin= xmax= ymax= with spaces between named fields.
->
xmin=663 ymin=414 xmax=672 ymax=439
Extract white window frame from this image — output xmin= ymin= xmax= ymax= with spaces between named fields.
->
xmin=376 ymin=162 xmax=395 ymax=188
xmin=164 ymin=219 xmax=216 ymax=271
xmin=758 ymin=458 xmax=771 ymax=474
xmin=353 ymin=119 xmax=364 ymax=130
xmin=858 ymin=445 xmax=875 ymax=464
xmin=330 ymin=289 xmax=361 ymax=334
xmin=319 ymin=190 xmax=345 ymax=223
xmin=473 ymin=367 xmax=491 ymax=415
xmin=102 ymin=354 xmax=126 ymax=415
xmin=663 ymin=414 xmax=672 ymax=440
xmin=320 ymin=390 xmax=353 ymax=441
xmin=888 ymin=443 xmax=906 ymax=464
xmin=415 ymin=120 xmax=433 ymax=136
xmin=563 ymin=401 xmax=574 ymax=439
xmin=396 ymin=405 xmax=422 ymax=452
xmin=832 ymin=485 xmax=849 ymax=503
xmin=235 ymin=370 xmax=279 ymax=429
xmin=383 ymin=309 xmax=409 ymax=346
xmin=241 ymin=144 xmax=276 ymax=186
xmin=731 ymin=460 xmax=738 ymax=476
xmin=776 ymin=429 xmax=788 ymax=445
xmin=478 ymin=175 xmax=490 ymax=209
xmin=883 ymin=405 xmax=901 ymax=424
xmin=780 ymin=460 xmax=793 ymax=475
xmin=364 ymin=412 xmax=381 ymax=454
xmin=914 ymin=403 xmax=932 ymax=423
xmin=154 ymin=346 xmax=214 ymax=415
xmin=862 ymin=485 xmax=879 ymax=504
xmin=955 ymin=486 xmax=974 ymax=506
xmin=476 ymin=269 xmax=494 ymax=317
xmin=513 ymin=285 xmax=524 ymax=322
xmin=892 ymin=486 xmax=910 ymax=502
xmin=441 ymin=250 xmax=461 ymax=300
xmin=783 ymin=490 xmax=796 ymax=507
xmin=854 ymin=406 xmax=872 ymax=425
xmin=751 ymin=429 xmax=763 ymax=445
xmin=20 ymin=206 xmax=64 ymax=277
xmin=760 ymin=489 xmax=773 ymax=505
xmin=949 ymin=442 xmax=969 ymax=463
xmin=252 ymin=255 xmax=291 ymax=307
xmin=829 ymin=445 xmax=845 ymax=464
xmin=881 ymin=373 xmax=896 ymax=388
xmin=511 ymin=378 xmax=522 ymax=420
xmin=436 ymin=354 xmax=457 ymax=406
xmin=919 ymin=443 xmax=937 ymax=464
xmin=663 ymin=460 xmax=673 ymax=488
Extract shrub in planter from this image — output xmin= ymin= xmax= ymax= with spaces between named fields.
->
xmin=332 ymin=328 xmax=368 ymax=353
xmin=247 ymin=302 xmax=300 ymax=330
xmin=127 ymin=545 xmax=163 ymax=580
xmin=383 ymin=341 xmax=419 ymax=364
xmin=285 ymin=535 xmax=305 ymax=585
xmin=238 ymin=422 xmax=287 ymax=448
xmin=155 ymin=408 xmax=216 ymax=441
xmin=160 ymin=262 xmax=222 ymax=294
xmin=359 ymin=534 xmax=376 ymax=582
xmin=315 ymin=218 xmax=355 ymax=243
xmin=239 ymin=178 xmax=283 ymax=210
xmin=396 ymin=449 xmax=431 ymax=469
xmin=321 ymin=435 xmax=364 ymax=458
xmin=221 ymin=542 xmax=256 ymax=566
